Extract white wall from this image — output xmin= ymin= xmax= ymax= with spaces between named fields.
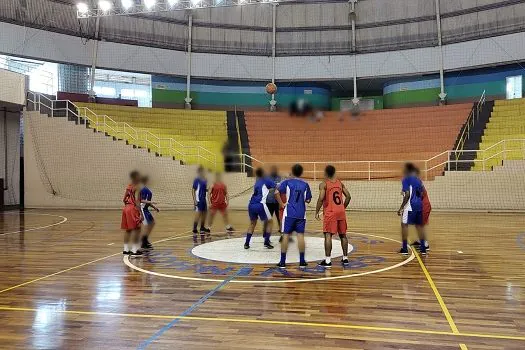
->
xmin=0 ymin=68 xmax=26 ymax=105
xmin=3 ymin=22 xmax=525 ymax=81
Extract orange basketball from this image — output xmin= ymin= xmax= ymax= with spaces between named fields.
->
xmin=265 ymin=82 xmax=277 ymax=94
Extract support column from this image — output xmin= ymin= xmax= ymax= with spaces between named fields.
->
xmin=269 ymin=3 xmax=277 ymax=112
xmin=435 ymin=0 xmax=447 ymax=102
xmin=350 ymin=0 xmax=359 ymax=106
xmin=89 ymin=16 xmax=100 ymax=100
xmin=185 ymin=13 xmax=193 ymax=109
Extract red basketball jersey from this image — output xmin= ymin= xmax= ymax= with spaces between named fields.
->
xmin=422 ymin=187 xmax=431 ymax=212
xmin=123 ymin=184 xmax=137 ymax=206
xmin=323 ymin=179 xmax=346 ymax=219
xmin=210 ymin=182 xmax=227 ymax=206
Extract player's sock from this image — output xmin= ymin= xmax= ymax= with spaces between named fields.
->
xmin=226 ymin=225 xmax=232 ymax=230
xmin=343 ymin=256 xmax=348 ymax=260
xmin=280 ymin=252 xmax=287 ymax=264
xmin=124 ymin=244 xmax=129 ymax=252
xmin=263 ymin=232 xmax=271 ymax=245
xmin=299 ymin=252 xmax=306 ymax=264
xmin=402 ymin=240 xmax=408 ymax=251
xmin=131 ymin=244 xmax=137 ymax=253
xmin=325 ymin=256 xmax=331 ymax=264
xmin=420 ymin=239 xmax=426 ymax=248
xmin=245 ymin=233 xmax=253 ymax=245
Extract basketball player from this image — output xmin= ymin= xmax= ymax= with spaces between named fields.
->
xmin=266 ymin=165 xmax=282 ymax=233
xmin=121 ymin=170 xmax=144 ymax=257
xmin=397 ymin=163 xmax=427 ymax=255
xmin=315 ymin=165 xmax=351 ymax=268
xmin=140 ymin=175 xmax=159 ymax=250
xmin=412 ymin=168 xmax=431 ymax=251
xmin=208 ymin=172 xmax=234 ymax=232
xmin=244 ymin=168 xmax=275 ymax=250
xmin=192 ymin=166 xmax=210 ymax=234
xmin=275 ymin=164 xmax=312 ymax=269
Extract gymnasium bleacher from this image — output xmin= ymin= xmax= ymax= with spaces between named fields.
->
xmin=74 ymin=103 xmax=227 ymax=170
xmin=473 ymin=98 xmax=525 ymax=170
xmin=245 ymin=104 xmax=473 ymax=180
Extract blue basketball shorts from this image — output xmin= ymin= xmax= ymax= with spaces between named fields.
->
xmin=142 ymin=209 xmax=154 ymax=225
xmin=282 ymin=216 xmax=306 ymax=234
xmin=248 ymin=203 xmax=270 ymax=221
xmin=402 ymin=209 xmax=423 ymax=226
xmin=195 ymin=201 xmax=207 ymax=212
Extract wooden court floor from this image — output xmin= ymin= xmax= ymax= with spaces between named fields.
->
xmin=0 ymin=209 xmax=524 ymax=349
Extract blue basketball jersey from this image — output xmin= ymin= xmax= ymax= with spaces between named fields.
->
xmin=249 ymin=178 xmax=276 ymax=205
xmin=279 ymin=178 xmax=312 ymax=219
xmin=140 ymin=186 xmax=153 ymax=211
xmin=401 ymin=175 xmax=423 ymax=211
xmin=193 ymin=178 xmax=207 ymax=203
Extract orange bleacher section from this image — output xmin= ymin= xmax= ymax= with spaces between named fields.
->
xmin=245 ymin=104 xmax=472 ymax=180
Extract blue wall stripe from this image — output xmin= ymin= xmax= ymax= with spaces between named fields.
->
xmin=136 ymin=269 xmax=243 ymax=349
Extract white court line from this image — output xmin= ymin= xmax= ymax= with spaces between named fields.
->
xmin=123 ymin=231 xmax=416 ymax=284
xmin=0 ymin=212 xmax=68 ymax=236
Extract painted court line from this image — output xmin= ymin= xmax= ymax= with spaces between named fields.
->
xmin=413 ymin=247 xmax=468 ymax=350
xmin=137 ymin=268 xmax=244 ymax=349
xmin=123 ymin=231 xmax=416 ymax=283
xmin=0 ymin=306 xmax=524 ymax=342
xmin=0 ymin=230 xmax=192 ymax=294
xmin=0 ymin=213 xmax=68 ymax=236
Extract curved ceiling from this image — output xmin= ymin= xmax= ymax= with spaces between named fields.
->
xmin=1 ymin=0 xmax=525 ymax=56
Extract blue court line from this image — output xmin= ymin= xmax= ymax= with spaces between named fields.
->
xmin=137 ymin=268 xmax=243 ymax=350
xmin=517 ymin=233 xmax=525 ymax=251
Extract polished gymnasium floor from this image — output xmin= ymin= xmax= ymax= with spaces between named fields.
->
xmin=0 ymin=210 xmax=524 ymax=349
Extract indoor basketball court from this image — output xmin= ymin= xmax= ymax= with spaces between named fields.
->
xmin=1 ymin=0 xmax=525 ymax=349
xmin=0 ymin=210 xmax=523 ymax=349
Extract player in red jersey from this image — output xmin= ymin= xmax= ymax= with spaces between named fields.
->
xmin=121 ymin=170 xmax=144 ymax=257
xmin=315 ymin=165 xmax=351 ymax=268
xmin=207 ymin=173 xmax=235 ymax=232
xmin=412 ymin=168 xmax=431 ymax=251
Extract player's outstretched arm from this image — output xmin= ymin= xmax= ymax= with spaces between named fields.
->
xmin=315 ymin=182 xmax=326 ymax=220
xmin=342 ymin=183 xmax=351 ymax=208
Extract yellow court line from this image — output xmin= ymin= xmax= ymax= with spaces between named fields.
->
xmin=0 ymin=230 xmax=192 ymax=294
xmin=413 ymin=248 xmax=460 ymax=334
xmin=460 ymin=344 xmax=469 ymax=350
xmin=0 ymin=306 xmax=524 ymax=342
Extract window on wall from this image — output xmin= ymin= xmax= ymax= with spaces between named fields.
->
xmin=93 ymin=69 xmax=152 ymax=107
xmin=506 ymin=76 xmax=522 ymax=99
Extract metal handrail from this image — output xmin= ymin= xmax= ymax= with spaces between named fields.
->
xmin=26 ymin=91 xmax=218 ymax=169
xmin=230 ymin=138 xmax=525 ymax=180
xmin=454 ymin=90 xmax=486 ymax=161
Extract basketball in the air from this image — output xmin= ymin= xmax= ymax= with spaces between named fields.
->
xmin=265 ymin=82 xmax=277 ymax=94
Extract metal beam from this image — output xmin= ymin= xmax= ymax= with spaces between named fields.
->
xmin=185 ymin=13 xmax=193 ymax=109
xmin=77 ymin=0 xmax=279 ymax=19
xmin=269 ymin=2 xmax=277 ymax=111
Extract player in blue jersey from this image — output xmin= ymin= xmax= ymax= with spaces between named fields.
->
xmin=397 ymin=163 xmax=427 ymax=255
xmin=140 ymin=176 xmax=159 ymax=250
xmin=275 ymin=164 xmax=312 ymax=269
xmin=244 ymin=168 xmax=276 ymax=250
xmin=192 ymin=166 xmax=210 ymax=234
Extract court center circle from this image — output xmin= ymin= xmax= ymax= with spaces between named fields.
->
xmin=191 ymin=236 xmax=354 ymax=264
xmin=124 ymin=231 xmax=416 ymax=283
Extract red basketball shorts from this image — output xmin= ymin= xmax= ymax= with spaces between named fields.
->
xmin=121 ymin=205 xmax=141 ymax=230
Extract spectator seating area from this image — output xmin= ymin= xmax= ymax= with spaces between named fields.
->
xmin=245 ymin=104 xmax=473 ymax=180
xmin=473 ymin=98 xmax=525 ymax=170
xmin=74 ymin=103 xmax=227 ymax=170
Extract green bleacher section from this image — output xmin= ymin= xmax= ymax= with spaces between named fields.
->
xmin=473 ymin=98 xmax=525 ymax=170
xmin=75 ymin=103 xmax=227 ymax=170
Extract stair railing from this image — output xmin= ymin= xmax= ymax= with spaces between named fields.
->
xmin=26 ymin=91 xmax=217 ymax=170
xmin=454 ymin=90 xmax=486 ymax=167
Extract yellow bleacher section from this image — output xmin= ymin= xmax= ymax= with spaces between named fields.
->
xmin=75 ymin=103 xmax=227 ymax=170
xmin=473 ymin=98 xmax=525 ymax=170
